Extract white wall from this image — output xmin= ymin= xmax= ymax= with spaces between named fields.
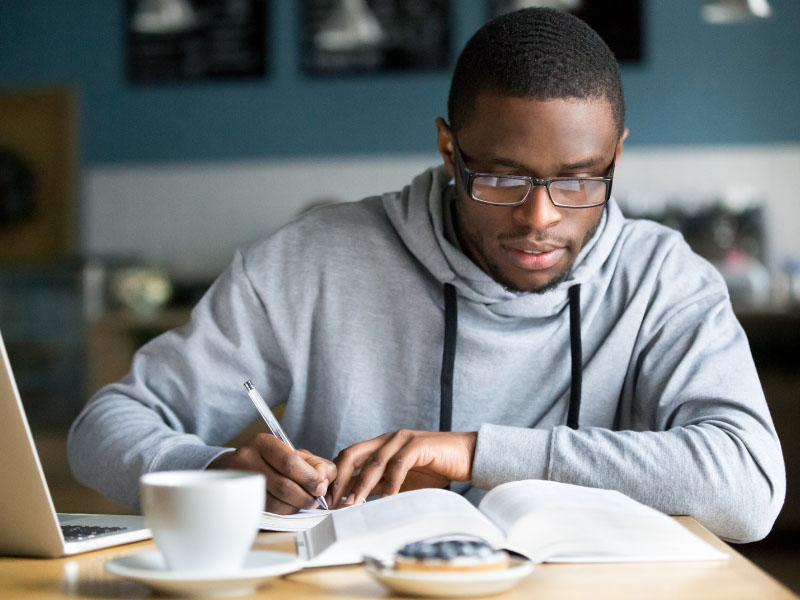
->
xmin=84 ymin=145 xmax=800 ymax=280
xmin=83 ymin=155 xmax=438 ymax=279
xmin=612 ymin=144 xmax=800 ymax=269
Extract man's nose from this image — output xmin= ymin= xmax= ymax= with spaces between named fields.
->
xmin=511 ymin=184 xmax=562 ymax=230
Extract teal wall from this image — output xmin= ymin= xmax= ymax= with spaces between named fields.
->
xmin=1 ymin=1 xmax=799 ymax=164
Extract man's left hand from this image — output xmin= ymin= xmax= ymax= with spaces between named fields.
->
xmin=328 ymin=430 xmax=477 ymax=509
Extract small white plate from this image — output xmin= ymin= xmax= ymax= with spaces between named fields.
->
xmin=365 ymin=557 xmax=534 ymax=598
xmin=105 ymin=549 xmax=302 ymax=597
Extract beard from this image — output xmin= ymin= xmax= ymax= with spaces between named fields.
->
xmin=454 ymin=207 xmax=603 ymax=295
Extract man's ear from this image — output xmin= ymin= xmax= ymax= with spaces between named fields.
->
xmin=435 ymin=117 xmax=456 ymax=178
xmin=615 ymin=127 xmax=629 ymax=162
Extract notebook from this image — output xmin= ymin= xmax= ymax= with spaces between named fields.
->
xmin=0 ymin=328 xmax=151 ymax=557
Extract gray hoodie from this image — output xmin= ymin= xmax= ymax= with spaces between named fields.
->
xmin=68 ymin=166 xmax=785 ymax=543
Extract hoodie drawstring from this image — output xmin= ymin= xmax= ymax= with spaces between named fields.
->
xmin=566 ymin=284 xmax=582 ymax=429
xmin=439 ymin=282 xmax=583 ymax=432
xmin=439 ymin=283 xmax=458 ymax=432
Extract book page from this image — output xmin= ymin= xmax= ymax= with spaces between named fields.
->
xmin=479 ymin=480 xmax=726 ymax=563
xmin=259 ymin=508 xmax=330 ymax=532
xmin=479 ymin=480 xmax=657 ymax=534
xmin=298 ymin=488 xmax=505 ymax=567
xmin=508 ymin=508 xmax=727 ymax=562
xmin=259 ymin=494 xmax=384 ymax=531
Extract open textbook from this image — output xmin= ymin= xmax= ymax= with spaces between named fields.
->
xmin=292 ymin=480 xmax=728 ymax=567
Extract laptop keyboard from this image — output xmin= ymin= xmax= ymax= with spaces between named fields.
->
xmin=61 ymin=525 xmax=128 ymax=542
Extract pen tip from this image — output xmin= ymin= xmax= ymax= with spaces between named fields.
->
xmin=243 ymin=380 xmax=254 ymax=391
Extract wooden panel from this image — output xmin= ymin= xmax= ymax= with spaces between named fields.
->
xmin=0 ymin=88 xmax=77 ymax=264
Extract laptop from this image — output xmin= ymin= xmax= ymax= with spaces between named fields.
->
xmin=0 ymin=329 xmax=151 ymax=557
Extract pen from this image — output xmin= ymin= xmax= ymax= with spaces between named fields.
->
xmin=243 ymin=380 xmax=330 ymax=511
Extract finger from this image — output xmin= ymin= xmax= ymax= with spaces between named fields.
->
xmin=331 ymin=473 xmax=366 ymax=508
xmin=347 ymin=431 xmax=415 ymax=504
xmin=260 ymin=458 xmax=323 ymax=510
xmin=296 ymin=449 xmax=335 ymax=507
xmin=253 ymin=435 xmax=327 ymax=508
xmin=256 ymin=434 xmax=327 ymax=493
xmin=364 ymin=477 xmax=389 ymax=498
xmin=297 ymin=449 xmax=338 ymax=488
xmin=331 ymin=437 xmax=386 ymax=508
xmin=266 ymin=492 xmax=304 ymax=515
xmin=379 ymin=444 xmax=429 ymax=497
xmin=216 ymin=439 xmax=316 ymax=511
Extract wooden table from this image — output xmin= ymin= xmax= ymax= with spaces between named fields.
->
xmin=0 ymin=518 xmax=795 ymax=599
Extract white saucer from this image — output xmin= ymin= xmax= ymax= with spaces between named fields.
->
xmin=104 ymin=549 xmax=303 ymax=597
xmin=365 ymin=557 xmax=534 ymax=598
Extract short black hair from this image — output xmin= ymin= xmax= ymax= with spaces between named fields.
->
xmin=448 ymin=8 xmax=625 ymax=136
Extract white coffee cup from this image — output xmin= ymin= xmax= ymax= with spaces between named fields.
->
xmin=140 ymin=470 xmax=265 ymax=573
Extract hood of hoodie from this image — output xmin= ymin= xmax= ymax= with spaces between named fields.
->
xmin=382 ymin=165 xmax=624 ymax=318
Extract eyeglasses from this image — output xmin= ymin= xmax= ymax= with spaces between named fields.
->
xmin=453 ymin=139 xmax=615 ymax=209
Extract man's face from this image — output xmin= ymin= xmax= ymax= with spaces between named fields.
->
xmin=437 ymin=93 xmax=626 ymax=294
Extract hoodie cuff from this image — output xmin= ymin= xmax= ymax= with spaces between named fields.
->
xmin=471 ymin=423 xmax=552 ymax=490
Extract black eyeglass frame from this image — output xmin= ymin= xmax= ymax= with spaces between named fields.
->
xmin=452 ymin=139 xmax=616 ymax=209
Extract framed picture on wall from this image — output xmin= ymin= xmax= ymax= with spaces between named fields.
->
xmin=488 ymin=0 xmax=643 ymax=62
xmin=0 ymin=88 xmax=77 ymax=265
xmin=301 ymin=0 xmax=451 ymax=75
xmin=126 ymin=0 xmax=268 ymax=83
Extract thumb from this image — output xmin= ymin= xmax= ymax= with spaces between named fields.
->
xmin=297 ymin=449 xmax=337 ymax=491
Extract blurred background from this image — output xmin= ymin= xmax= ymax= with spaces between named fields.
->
xmin=0 ymin=0 xmax=798 ymax=591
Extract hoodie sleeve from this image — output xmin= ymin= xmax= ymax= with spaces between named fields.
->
xmin=67 ymin=249 xmax=291 ymax=510
xmin=473 ymin=262 xmax=785 ymax=544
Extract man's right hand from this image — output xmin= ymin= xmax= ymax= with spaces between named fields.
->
xmin=207 ymin=433 xmax=336 ymax=515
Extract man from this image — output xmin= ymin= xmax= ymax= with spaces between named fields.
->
xmin=68 ymin=8 xmax=784 ymax=543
